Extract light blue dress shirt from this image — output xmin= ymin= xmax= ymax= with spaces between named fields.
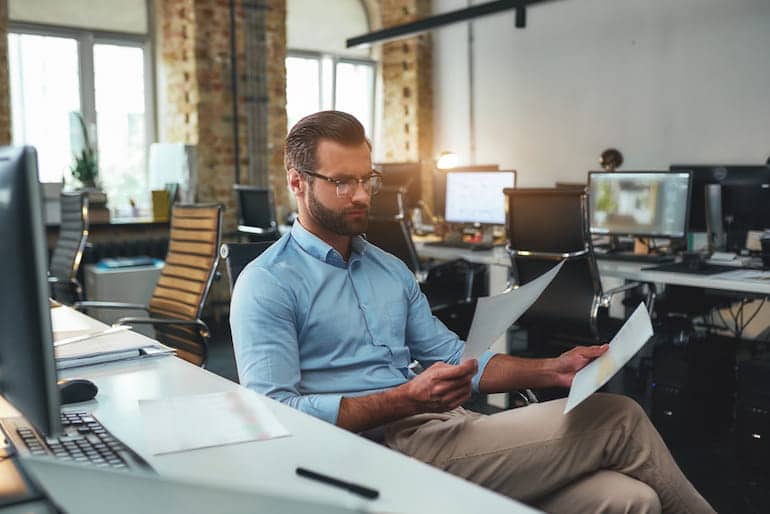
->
xmin=230 ymin=221 xmax=495 ymax=425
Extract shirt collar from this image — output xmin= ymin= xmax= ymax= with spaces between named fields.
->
xmin=291 ymin=220 xmax=366 ymax=267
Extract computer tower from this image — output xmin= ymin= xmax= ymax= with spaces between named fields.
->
xmin=736 ymin=359 xmax=770 ymax=474
xmin=651 ymin=336 xmax=735 ymax=445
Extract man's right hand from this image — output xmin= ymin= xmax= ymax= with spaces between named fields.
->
xmin=402 ymin=360 xmax=478 ymax=414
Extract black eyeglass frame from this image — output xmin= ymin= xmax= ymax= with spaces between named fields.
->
xmin=296 ymin=168 xmax=383 ymax=197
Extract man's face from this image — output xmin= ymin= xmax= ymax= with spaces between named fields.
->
xmin=304 ymin=139 xmax=373 ymax=236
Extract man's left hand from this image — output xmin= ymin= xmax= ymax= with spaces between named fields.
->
xmin=551 ymin=344 xmax=609 ymax=388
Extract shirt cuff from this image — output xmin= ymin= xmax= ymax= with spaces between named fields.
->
xmin=308 ymin=393 xmax=344 ymax=425
xmin=471 ymin=350 xmax=496 ymax=392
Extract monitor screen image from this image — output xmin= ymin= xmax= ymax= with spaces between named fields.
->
xmin=443 ymin=171 xmax=516 ymax=225
xmin=0 ymin=146 xmax=61 ymax=437
xmin=589 ymin=171 xmax=691 ymax=238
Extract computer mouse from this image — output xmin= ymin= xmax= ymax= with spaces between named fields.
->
xmin=58 ymin=378 xmax=99 ymax=404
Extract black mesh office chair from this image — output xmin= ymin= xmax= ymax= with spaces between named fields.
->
xmin=505 ymin=188 xmax=650 ymax=354
xmin=219 ymin=241 xmax=274 ymax=292
xmin=48 ymin=192 xmax=89 ymax=303
xmin=234 ymin=185 xmax=280 ymax=242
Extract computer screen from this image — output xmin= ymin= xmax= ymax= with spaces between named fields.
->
xmin=443 ymin=170 xmax=516 ymax=225
xmin=589 ymin=171 xmax=691 ymax=238
xmin=0 ymin=146 xmax=61 ymax=437
xmin=374 ymin=162 xmax=422 ymax=210
xmin=235 ymin=186 xmax=276 ymax=229
xmin=670 ymin=165 xmax=770 ymax=232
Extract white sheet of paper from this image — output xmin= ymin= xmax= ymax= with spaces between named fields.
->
xmin=461 ymin=260 xmax=565 ymax=361
xmin=563 ymin=303 xmax=653 ymax=414
xmin=139 ymin=390 xmax=290 ymax=455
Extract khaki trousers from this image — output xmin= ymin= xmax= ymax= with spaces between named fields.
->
xmin=383 ymin=393 xmax=715 ymax=514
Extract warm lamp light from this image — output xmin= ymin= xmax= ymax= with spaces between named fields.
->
xmin=436 ymin=151 xmax=459 ymax=170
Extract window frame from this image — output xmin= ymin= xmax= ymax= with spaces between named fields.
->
xmin=8 ymin=21 xmax=156 ymax=184
xmin=286 ymin=49 xmax=376 ymax=137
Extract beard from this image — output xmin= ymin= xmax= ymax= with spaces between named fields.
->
xmin=307 ymin=186 xmax=369 ymax=236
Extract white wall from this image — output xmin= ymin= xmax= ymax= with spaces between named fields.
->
xmin=433 ymin=0 xmax=770 ymax=186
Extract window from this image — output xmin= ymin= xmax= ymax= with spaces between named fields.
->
xmin=8 ymin=26 xmax=153 ymax=216
xmin=286 ymin=52 xmax=375 ymax=137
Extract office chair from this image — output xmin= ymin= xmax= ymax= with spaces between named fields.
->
xmin=76 ymin=204 xmax=224 ymax=367
xmin=364 ymin=188 xmax=487 ymax=340
xmin=234 ymin=185 xmax=280 ymax=242
xmin=505 ymin=188 xmax=650 ymax=353
xmin=48 ymin=192 xmax=89 ymax=304
xmin=219 ymin=241 xmax=275 ymax=292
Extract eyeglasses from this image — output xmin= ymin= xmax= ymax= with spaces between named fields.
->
xmin=298 ymin=168 xmax=383 ymax=198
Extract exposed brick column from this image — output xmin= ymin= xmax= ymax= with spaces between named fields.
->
xmin=155 ymin=0 xmax=286 ymax=230
xmin=156 ymin=0 xmax=286 ymax=320
xmin=0 ymin=0 xmax=11 ymax=145
xmin=379 ymin=0 xmax=434 ymax=208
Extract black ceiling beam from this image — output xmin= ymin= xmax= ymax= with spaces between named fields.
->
xmin=346 ymin=0 xmax=557 ymax=48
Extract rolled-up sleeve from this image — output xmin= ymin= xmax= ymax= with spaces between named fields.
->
xmin=230 ymin=265 xmax=342 ymax=424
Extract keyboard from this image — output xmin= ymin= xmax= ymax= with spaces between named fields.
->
xmin=1 ymin=411 xmax=153 ymax=472
xmin=424 ymin=240 xmax=501 ymax=251
xmin=595 ymin=252 xmax=675 ymax=264
xmin=643 ymin=262 xmax=739 ymax=275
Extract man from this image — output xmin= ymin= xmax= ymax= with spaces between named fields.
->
xmin=231 ymin=111 xmax=714 ymax=513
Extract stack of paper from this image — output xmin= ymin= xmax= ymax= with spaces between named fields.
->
xmin=51 ymin=307 xmax=174 ymax=369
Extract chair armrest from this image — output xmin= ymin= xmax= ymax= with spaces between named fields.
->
xmin=115 ymin=316 xmax=210 ymax=336
xmin=599 ymin=281 xmax=644 ymax=308
xmin=73 ymin=301 xmax=149 ymax=312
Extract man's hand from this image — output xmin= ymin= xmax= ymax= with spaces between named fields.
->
xmin=403 ymin=359 xmax=478 ymax=414
xmin=550 ymin=344 xmax=609 ymax=388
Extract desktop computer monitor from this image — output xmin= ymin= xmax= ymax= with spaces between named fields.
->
xmin=443 ymin=170 xmax=516 ymax=225
xmin=0 ymin=146 xmax=61 ymax=437
xmin=670 ymin=165 xmax=770 ymax=232
xmin=588 ymin=171 xmax=691 ymax=238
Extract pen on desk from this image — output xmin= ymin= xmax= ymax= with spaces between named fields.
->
xmin=296 ymin=467 xmax=379 ymax=499
xmin=53 ymin=325 xmax=133 ymax=347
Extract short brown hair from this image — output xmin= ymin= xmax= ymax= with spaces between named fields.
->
xmin=284 ymin=111 xmax=371 ymax=176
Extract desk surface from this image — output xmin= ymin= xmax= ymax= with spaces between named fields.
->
xmin=597 ymin=260 xmax=770 ymax=296
xmin=416 ymin=240 xmax=770 ymax=297
xmin=3 ymin=308 xmax=534 ymax=514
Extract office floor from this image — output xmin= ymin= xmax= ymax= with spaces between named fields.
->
xmin=204 ymin=321 xmax=769 ymax=513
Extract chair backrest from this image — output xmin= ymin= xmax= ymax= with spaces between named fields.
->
xmin=234 ymin=185 xmax=277 ymax=230
xmin=219 ymin=241 xmax=274 ymax=292
xmin=365 ymin=218 xmax=421 ymax=273
xmin=150 ymin=203 xmax=223 ymax=365
xmin=505 ymin=188 xmax=602 ymax=338
xmin=369 ymin=185 xmax=406 ymax=219
xmin=49 ymin=192 xmax=89 ymax=283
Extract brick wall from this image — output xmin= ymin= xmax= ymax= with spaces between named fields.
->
xmin=379 ymin=0 xmax=434 ymax=208
xmin=155 ymin=0 xmax=286 ymax=231
xmin=0 ymin=0 xmax=11 ymax=145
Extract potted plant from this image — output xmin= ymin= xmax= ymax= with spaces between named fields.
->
xmin=70 ymin=112 xmax=99 ymax=190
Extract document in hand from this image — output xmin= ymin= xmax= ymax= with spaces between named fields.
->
xmin=563 ymin=303 xmax=653 ymax=414
xmin=461 ymin=260 xmax=565 ymax=362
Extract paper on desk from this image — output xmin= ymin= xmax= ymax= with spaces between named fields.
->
xmin=139 ymin=390 xmax=290 ymax=455
xmin=461 ymin=260 xmax=565 ymax=361
xmin=563 ymin=303 xmax=653 ymax=414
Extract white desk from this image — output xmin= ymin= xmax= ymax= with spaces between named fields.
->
xmin=3 ymin=308 xmax=535 ymax=514
xmin=597 ymin=260 xmax=770 ymax=296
